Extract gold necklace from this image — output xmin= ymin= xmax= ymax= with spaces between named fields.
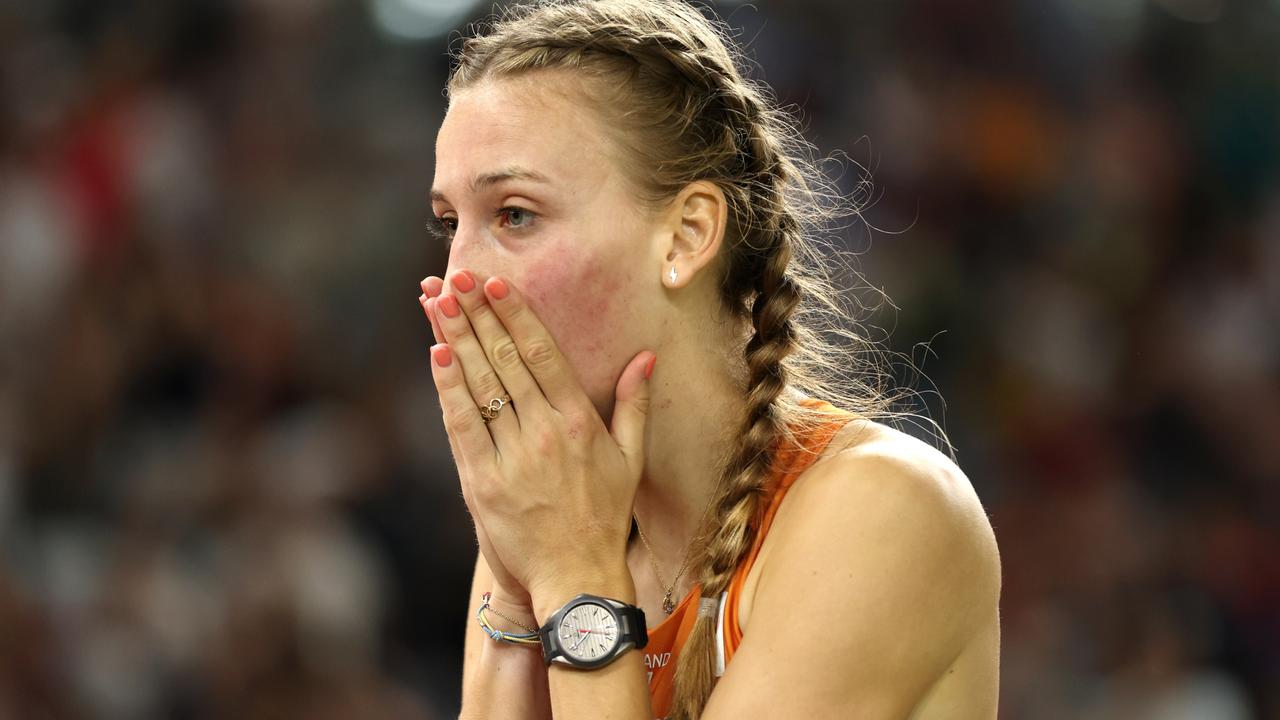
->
xmin=632 ymin=512 xmax=699 ymax=614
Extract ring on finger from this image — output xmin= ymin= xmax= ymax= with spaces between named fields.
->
xmin=479 ymin=394 xmax=513 ymax=424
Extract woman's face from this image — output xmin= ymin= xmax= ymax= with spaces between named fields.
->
xmin=431 ymin=72 xmax=663 ymax=418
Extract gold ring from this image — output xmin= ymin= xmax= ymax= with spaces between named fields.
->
xmin=479 ymin=394 xmax=512 ymax=424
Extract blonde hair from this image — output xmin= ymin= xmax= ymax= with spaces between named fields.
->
xmin=449 ymin=1 xmax=946 ymax=716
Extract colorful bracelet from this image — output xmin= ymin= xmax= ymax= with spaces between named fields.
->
xmin=476 ymin=592 xmax=541 ymax=647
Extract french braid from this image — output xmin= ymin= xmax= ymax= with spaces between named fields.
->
xmin=450 ymin=2 xmax=934 ymax=716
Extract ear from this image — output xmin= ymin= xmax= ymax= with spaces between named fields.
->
xmin=659 ymin=180 xmax=728 ymax=289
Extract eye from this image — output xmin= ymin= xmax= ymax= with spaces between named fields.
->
xmin=497 ymin=206 xmax=535 ymax=230
xmin=429 ymin=216 xmax=457 ymax=244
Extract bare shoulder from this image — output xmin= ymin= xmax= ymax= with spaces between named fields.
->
xmin=812 ymin=415 xmax=984 ymax=506
xmin=823 ymin=417 xmax=993 ymax=526
xmin=703 ymin=417 xmax=1002 ymax=718
xmin=784 ymin=416 xmax=1003 ymax=612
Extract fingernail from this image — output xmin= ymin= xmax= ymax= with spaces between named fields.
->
xmin=486 ymin=277 xmax=509 ymax=300
xmin=644 ymin=354 xmax=657 ymax=380
xmin=451 ymin=270 xmax=476 ymax=293
xmin=419 ymin=293 xmax=427 ymax=305
xmin=431 ymin=344 xmax=453 ymax=367
xmin=438 ymin=294 xmax=460 ymax=318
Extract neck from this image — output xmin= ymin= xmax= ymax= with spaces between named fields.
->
xmin=626 ymin=328 xmax=747 ymax=599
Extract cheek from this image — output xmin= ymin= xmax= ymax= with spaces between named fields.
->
xmin=520 ymin=252 xmax=637 ymax=406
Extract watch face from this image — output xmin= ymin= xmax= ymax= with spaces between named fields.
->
xmin=557 ymin=601 xmax=620 ymax=662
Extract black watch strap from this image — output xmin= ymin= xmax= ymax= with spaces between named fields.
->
xmin=538 ymin=593 xmax=649 ymax=669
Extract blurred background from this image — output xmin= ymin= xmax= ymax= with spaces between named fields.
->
xmin=0 ymin=0 xmax=1276 ymax=717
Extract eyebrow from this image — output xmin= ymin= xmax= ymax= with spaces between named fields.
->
xmin=430 ymin=166 xmax=551 ymax=202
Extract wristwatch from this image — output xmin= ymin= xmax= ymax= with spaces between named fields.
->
xmin=537 ymin=593 xmax=648 ymax=669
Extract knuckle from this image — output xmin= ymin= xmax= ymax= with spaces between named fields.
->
xmin=504 ymin=302 xmax=528 ymax=323
xmin=469 ymin=301 xmax=497 ymax=323
xmin=438 ymin=369 xmax=467 ymax=392
xmin=448 ymin=317 xmax=474 ymax=339
xmin=491 ymin=338 xmax=523 ymax=370
xmin=534 ymin=429 xmax=559 ymax=454
xmin=472 ymin=367 xmax=504 ymax=396
xmin=524 ymin=340 xmax=558 ymax=369
xmin=472 ymin=474 xmax=498 ymax=502
xmin=446 ymin=407 xmax=480 ymax=434
xmin=563 ymin=412 xmax=592 ymax=440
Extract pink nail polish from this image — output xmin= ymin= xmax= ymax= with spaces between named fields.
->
xmin=487 ymin=277 xmax=509 ymax=300
xmin=431 ymin=344 xmax=453 ymax=367
xmin=451 ymin=270 xmax=476 ymax=293
xmin=438 ymin=295 xmax=460 ymax=318
xmin=644 ymin=355 xmax=657 ymax=380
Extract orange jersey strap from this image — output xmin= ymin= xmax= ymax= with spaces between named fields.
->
xmin=645 ymin=398 xmax=855 ymax=717
xmin=721 ymin=398 xmax=855 ymax=666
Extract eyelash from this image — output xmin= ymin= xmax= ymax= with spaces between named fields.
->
xmin=427 ymin=216 xmax=457 ymax=246
xmin=428 ymin=207 xmax=536 ymax=247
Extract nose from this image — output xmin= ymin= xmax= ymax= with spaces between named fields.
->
xmin=442 ymin=227 xmax=479 ymax=289
xmin=442 ymin=236 xmax=491 ymax=296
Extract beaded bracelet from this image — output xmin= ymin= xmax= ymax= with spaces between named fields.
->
xmin=476 ymin=592 xmax=541 ymax=647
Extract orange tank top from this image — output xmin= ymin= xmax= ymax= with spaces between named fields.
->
xmin=643 ymin=398 xmax=854 ymax=719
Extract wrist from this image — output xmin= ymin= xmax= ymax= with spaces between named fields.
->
xmin=483 ymin=590 xmax=539 ymax=634
xmin=487 ymin=588 xmax=536 ymax=617
xmin=531 ymin=568 xmax=636 ymax=625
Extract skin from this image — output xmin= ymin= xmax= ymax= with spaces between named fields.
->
xmin=427 ymin=70 xmax=746 ymax=610
xmin=424 ymin=70 xmax=1002 ymax=719
xmin=429 ymin=78 xmax=648 ymax=408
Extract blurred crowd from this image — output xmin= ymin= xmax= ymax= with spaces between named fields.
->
xmin=0 ymin=0 xmax=1276 ymax=718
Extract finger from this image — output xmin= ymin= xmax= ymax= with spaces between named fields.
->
xmin=421 ymin=275 xmax=444 ymax=299
xmin=446 ymin=268 xmax=548 ymax=426
xmin=611 ymin=350 xmax=655 ymax=477
xmin=420 ymin=277 xmax=447 ymax=343
xmin=430 ymin=342 xmax=498 ymax=472
xmin=435 ymin=273 xmax=520 ymax=441
xmin=419 ymin=295 xmax=441 ymax=344
xmin=482 ymin=275 xmax=592 ymax=415
xmin=426 ymin=297 xmax=446 ymax=345
xmin=426 ymin=278 xmax=497 ymax=545
xmin=431 ymin=365 xmax=492 ymax=548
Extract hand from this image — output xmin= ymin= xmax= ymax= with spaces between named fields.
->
xmin=418 ymin=270 xmax=654 ymax=609
xmin=420 ymin=276 xmax=529 ymax=606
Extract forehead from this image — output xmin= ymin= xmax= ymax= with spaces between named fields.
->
xmin=433 ymin=73 xmax=618 ymax=196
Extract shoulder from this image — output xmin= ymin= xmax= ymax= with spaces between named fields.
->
xmin=703 ymin=418 xmax=1001 ymax=717
xmin=780 ymin=417 xmax=1002 ymax=612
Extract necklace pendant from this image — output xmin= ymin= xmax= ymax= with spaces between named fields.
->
xmin=663 ymin=593 xmax=676 ymax=614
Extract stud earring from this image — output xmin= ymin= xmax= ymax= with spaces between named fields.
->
xmin=668 ymin=266 xmax=678 ymax=285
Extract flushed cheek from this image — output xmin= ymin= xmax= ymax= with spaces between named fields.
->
xmin=518 ymin=253 xmax=635 ymax=411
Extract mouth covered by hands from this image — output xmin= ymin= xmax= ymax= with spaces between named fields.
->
xmin=418 ymin=270 xmax=656 ymax=616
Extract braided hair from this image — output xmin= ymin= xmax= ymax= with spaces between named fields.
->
xmin=450 ymin=2 xmax=925 ymax=716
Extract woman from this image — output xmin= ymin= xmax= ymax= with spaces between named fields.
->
xmin=417 ymin=1 xmax=1001 ymax=717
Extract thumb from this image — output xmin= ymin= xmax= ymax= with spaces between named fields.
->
xmin=611 ymin=350 xmax=655 ymax=476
